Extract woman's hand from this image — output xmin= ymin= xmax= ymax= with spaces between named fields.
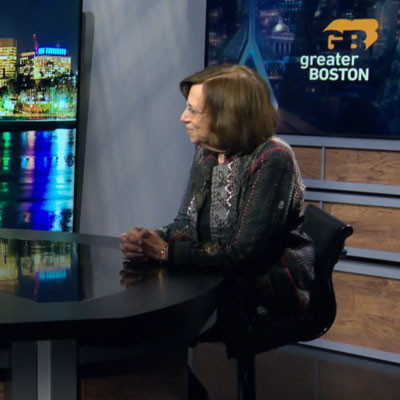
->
xmin=120 ymin=227 xmax=168 ymax=262
xmin=120 ymin=227 xmax=148 ymax=261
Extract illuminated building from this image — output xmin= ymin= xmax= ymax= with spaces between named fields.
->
xmin=266 ymin=18 xmax=294 ymax=58
xmin=18 ymin=51 xmax=35 ymax=77
xmin=0 ymin=38 xmax=17 ymax=87
xmin=32 ymin=47 xmax=72 ymax=80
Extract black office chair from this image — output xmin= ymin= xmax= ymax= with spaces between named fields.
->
xmin=236 ymin=204 xmax=354 ymax=400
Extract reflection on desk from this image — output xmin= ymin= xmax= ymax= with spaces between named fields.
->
xmin=0 ymin=238 xmax=79 ymax=302
xmin=0 ymin=235 xmax=162 ymax=303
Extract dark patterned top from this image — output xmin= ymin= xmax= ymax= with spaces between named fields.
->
xmin=158 ymin=136 xmax=315 ymax=356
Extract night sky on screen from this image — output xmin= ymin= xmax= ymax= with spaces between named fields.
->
xmin=0 ymin=0 xmax=81 ymax=70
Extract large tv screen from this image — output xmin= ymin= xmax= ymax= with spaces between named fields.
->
xmin=206 ymin=0 xmax=400 ymax=139
xmin=0 ymin=0 xmax=81 ymax=231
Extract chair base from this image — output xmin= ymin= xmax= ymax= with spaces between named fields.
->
xmin=237 ymin=354 xmax=256 ymax=400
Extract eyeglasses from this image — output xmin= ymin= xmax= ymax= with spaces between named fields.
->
xmin=185 ymin=103 xmax=204 ymax=117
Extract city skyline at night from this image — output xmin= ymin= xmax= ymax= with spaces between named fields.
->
xmin=0 ymin=0 xmax=81 ymax=122
xmin=0 ymin=0 xmax=80 ymax=71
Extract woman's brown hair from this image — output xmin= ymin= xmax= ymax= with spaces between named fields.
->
xmin=180 ymin=64 xmax=278 ymax=154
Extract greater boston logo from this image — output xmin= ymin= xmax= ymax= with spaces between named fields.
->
xmin=323 ymin=19 xmax=379 ymax=51
xmin=299 ymin=19 xmax=379 ymax=82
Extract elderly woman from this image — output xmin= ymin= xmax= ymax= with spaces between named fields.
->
xmin=120 ymin=64 xmax=315 ymax=358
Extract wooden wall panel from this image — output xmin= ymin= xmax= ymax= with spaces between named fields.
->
xmin=293 ymin=143 xmax=400 ymax=356
xmin=325 ymin=149 xmax=400 ymax=185
xmin=323 ymin=271 xmax=400 ymax=354
xmin=292 ymin=146 xmax=322 ymax=179
xmin=324 ymin=203 xmax=400 ymax=253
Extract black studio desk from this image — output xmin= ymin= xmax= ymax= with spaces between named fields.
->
xmin=0 ymin=229 xmax=221 ymax=400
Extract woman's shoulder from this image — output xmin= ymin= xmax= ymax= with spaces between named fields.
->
xmin=239 ymin=136 xmax=304 ymax=182
xmin=257 ymin=136 xmax=294 ymax=154
xmin=248 ymin=136 xmax=296 ymax=165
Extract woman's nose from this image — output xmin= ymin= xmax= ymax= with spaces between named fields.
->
xmin=180 ymin=108 xmax=190 ymax=122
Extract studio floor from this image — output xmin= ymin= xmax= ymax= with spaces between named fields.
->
xmin=192 ymin=343 xmax=400 ymax=400
xmin=1 ymin=342 xmax=400 ymax=399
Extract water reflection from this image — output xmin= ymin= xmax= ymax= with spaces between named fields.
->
xmin=0 ymin=238 xmax=79 ymax=302
xmin=0 ymin=129 xmax=76 ymax=231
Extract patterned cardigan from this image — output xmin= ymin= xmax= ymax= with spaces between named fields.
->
xmin=158 ymin=136 xmax=315 ymax=356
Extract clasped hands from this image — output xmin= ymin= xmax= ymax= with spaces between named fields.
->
xmin=120 ymin=227 xmax=169 ymax=263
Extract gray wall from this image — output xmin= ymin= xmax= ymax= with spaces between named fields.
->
xmin=79 ymin=0 xmax=206 ymax=236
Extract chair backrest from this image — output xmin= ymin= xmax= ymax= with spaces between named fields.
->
xmin=235 ymin=205 xmax=353 ymax=400
xmin=236 ymin=204 xmax=354 ymax=355
xmin=300 ymin=204 xmax=353 ymax=341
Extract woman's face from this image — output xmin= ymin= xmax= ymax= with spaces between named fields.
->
xmin=180 ymin=84 xmax=212 ymax=147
